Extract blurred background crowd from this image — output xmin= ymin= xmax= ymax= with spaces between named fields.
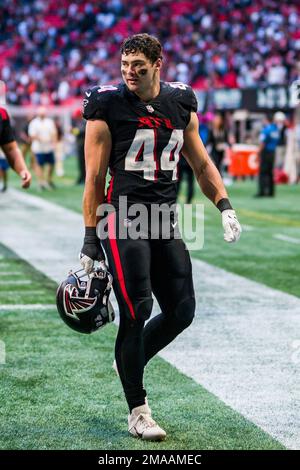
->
xmin=1 ymin=0 xmax=300 ymax=195
xmin=1 ymin=0 xmax=300 ymax=105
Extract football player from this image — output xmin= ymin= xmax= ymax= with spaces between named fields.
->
xmin=80 ymin=34 xmax=241 ymax=441
xmin=0 ymin=107 xmax=31 ymax=190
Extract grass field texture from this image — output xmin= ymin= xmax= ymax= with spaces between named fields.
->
xmin=1 ymin=155 xmax=298 ymax=449
xmin=8 ymin=155 xmax=300 ymax=297
xmin=0 ymin=243 xmax=284 ymax=450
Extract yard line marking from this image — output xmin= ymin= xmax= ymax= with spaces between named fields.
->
xmin=242 ymin=224 xmax=255 ymax=232
xmin=0 ymin=272 xmax=24 ymax=276
xmin=5 ymin=290 xmax=46 ymax=295
xmin=0 ymin=280 xmax=32 ymax=285
xmin=239 ymin=209 xmax=300 ymax=228
xmin=160 ymin=260 xmax=300 ymax=450
xmin=273 ymin=234 xmax=300 ymax=245
xmin=0 ymin=304 xmax=55 ymax=311
xmin=1 ymin=188 xmax=300 ymax=449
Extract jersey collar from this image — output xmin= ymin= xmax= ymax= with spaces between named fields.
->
xmin=123 ymin=81 xmax=166 ymax=112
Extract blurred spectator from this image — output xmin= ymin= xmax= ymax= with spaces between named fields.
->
xmin=283 ymin=118 xmax=300 ymax=184
xmin=198 ymin=112 xmax=211 ymax=146
xmin=178 ymin=112 xmax=212 ymax=204
xmin=72 ymin=108 xmax=86 ymax=184
xmin=28 ymin=106 xmax=57 ymax=190
xmin=177 ymin=156 xmax=194 ymax=204
xmin=54 ymin=117 xmax=65 ymax=177
xmin=207 ymin=113 xmax=232 ymax=174
xmin=0 ymin=106 xmax=31 ymax=191
xmin=274 ymin=111 xmax=288 ymax=169
xmin=255 ymin=114 xmax=280 ymax=197
xmin=1 ymin=1 xmax=300 ymax=106
xmin=19 ymin=115 xmax=36 ymax=170
xmin=0 ymin=152 xmax=9 ymax=192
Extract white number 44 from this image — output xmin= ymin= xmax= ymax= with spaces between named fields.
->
xmin=125 ymin=129 xmax=184 ymax=181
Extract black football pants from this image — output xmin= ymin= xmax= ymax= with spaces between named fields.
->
xmin=258 ymin=150 xmax=275 ymax=196
xmin=102 ymin=211 xmax=195 ymax=412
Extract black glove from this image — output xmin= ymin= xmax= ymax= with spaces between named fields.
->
xmin=79 ymin=227 xmax=105 ymax=273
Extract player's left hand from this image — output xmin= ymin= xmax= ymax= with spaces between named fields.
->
xmin=222 ymin=209 xmax=242 ymax=243
xmin=20 ymin=170 xmax=31 ymax=189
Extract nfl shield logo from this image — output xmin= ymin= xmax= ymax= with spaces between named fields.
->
xmin=124 ymin=218 xmax=132 ymax=228
xmin=146 ymin=105 xmax=154 ymax=113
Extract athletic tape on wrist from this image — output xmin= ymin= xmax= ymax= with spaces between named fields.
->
xmin=216 ymin=198 xmax=233 ymax=212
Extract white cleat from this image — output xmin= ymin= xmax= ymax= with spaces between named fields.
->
xmin=112 ymin=359 xmax=119 ymax=377
xmin=128 ymin=403 xmax=166 ymax=441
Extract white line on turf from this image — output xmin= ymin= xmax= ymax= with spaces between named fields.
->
xmin=6 ymin=290 xmax=46 ymax=295
xmin=0 ymin=272 xmax=23 ymax=276
xmin=0 ymin=280 xmax=32 ymax=285
xmin=0 ymin=304 xmax=55 ymax=311
xmin=0 ymin=188 xmax=299 ymax=449
xmin=242 ymin=224 xmax=255 ymax=231
xmin=273 ymin=234 xmax=300 ymax=244
xmin=160 ymin=262 xmax=300 ymax=450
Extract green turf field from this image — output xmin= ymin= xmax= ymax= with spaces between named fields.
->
xmin=8 ymin=155 xmax=300 ymax=297
xmin=1 ymin=155 xmax=298 ymax=449
xmin=190 ymin=180 xmax=300 ymax=298
xmin=0 ymin=243 xmax=284 ymax=450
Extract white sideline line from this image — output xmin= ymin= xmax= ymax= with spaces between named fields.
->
xmin=242 ymin=224 xmax=255 ymax=232
xmin=6 ymin=290 xmax=46 ymax=295
xmin=0 ymin=188 xmax=300 ymax=449
xmin=273 ymin=234 xmax=300 ymax=245
xmin=0 ymin=304 xmax=55 ymax=311
xmin=0 ymin=280 xmax=32 ymax=285
xmin=0 ymin=272 xmax=23 ymax=276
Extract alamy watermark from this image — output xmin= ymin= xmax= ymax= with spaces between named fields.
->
xmin=96 ymin=197 xmax=204 ymax=251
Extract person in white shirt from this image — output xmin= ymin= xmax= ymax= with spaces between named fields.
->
xmin=28 ymin=106 xmax=57 ymax=190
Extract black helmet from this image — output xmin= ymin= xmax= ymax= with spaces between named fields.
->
xmin=56 ymin=267 xmax=114 ymax=334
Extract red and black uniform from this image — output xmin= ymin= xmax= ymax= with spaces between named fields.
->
xmin=83 ymin=82 xmax=197 ymax=207
xmin=0 ymin=107 xmax=15 ymax=145
xmin=0 ymin=107 xmax=15 ymax=171
xmin=83 ymin=82 xmax=197 ymax=411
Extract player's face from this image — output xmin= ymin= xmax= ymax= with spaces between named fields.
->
xmin=121 ymin=52 xmax=161 ymax=94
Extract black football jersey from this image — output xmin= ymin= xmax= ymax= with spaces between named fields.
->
xmin=83 ymin=81 xmax=197 ymax=207
xmin=0 ymin=108 xmax=15 ymax=146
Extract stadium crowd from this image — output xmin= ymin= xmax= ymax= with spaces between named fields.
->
xmin=1 ymin=0 xmax=300 ymax=105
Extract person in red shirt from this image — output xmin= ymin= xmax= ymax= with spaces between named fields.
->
xmin=0 ymin=107 xmax=31 ymax=191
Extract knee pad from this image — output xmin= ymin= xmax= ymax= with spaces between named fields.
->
xmin=174 ymin=296 xmax=195 ymax=330
xmin=132 ymin=296 xmax=153 ymax=321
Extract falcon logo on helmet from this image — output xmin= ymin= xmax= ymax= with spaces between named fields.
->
xmin=56 ymin=267 xmax=114 ymax=334
xmin=63 ymin=284 xmax=97 ymax=320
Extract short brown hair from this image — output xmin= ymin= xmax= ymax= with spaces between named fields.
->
xmin=121 ymin=34 xmax=162 ymax=64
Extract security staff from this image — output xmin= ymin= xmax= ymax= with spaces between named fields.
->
xmin=255 ymin=115 xmax=280 ymax=197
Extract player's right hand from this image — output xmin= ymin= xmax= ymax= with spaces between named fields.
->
xmin=221 ymin=209 xmax=242 ymax=243
xmin=20 ymin=170 xmax=31 ymax=189
xmin=79 ymin=227 xmax=106 ymax=274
